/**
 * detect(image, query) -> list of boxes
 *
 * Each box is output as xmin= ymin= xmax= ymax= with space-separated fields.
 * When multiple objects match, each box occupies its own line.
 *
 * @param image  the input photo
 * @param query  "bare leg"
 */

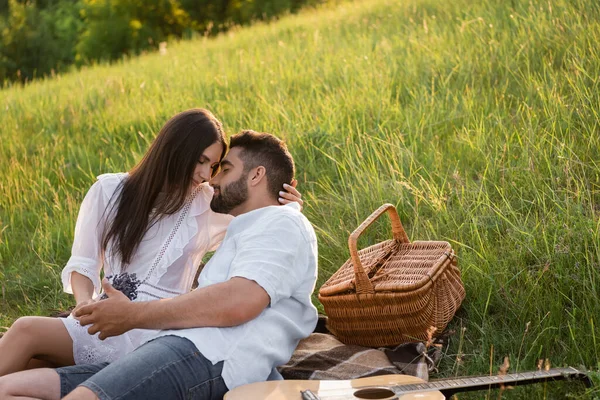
xmin=0 ymin=317 xmax=74 ymax=377
xmin=0 ymin=368 xmax=61 ymax=400
xmin=26 ymin=358 xmax=57 ymax=370
xmin=62 ymin=387 xmax=99 ymax=400
xmin=8 ymin=397 xmax=41 ymax=400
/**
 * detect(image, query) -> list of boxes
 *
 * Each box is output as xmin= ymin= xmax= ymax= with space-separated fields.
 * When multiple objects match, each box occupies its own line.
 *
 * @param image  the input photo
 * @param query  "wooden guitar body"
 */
xmin=224 ymin=374 xmax=444 ymax=400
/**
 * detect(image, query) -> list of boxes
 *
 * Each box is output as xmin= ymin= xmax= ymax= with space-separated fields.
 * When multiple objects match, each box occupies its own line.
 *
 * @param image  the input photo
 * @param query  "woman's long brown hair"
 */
xmin=102 ymin=109 xmax=226 ymax=266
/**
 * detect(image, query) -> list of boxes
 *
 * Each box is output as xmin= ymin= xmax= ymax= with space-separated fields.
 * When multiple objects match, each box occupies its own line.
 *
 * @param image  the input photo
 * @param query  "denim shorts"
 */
xmin=56 ymin=335 xmax=227 ymax=400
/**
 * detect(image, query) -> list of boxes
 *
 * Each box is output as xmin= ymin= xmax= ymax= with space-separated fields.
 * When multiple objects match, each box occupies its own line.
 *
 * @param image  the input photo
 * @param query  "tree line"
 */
xmin=0 ymin=0 xmax=324 ymax=84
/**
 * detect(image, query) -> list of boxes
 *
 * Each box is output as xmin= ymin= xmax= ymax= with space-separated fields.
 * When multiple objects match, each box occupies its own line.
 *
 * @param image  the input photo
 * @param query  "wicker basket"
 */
xmin=318 ymin=204 xmax=465 ymax=347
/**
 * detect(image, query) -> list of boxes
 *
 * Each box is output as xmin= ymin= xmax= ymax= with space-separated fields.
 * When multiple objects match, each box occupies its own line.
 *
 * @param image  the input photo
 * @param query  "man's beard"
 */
xmin=210 ymin=172 xmax=249 ymax=214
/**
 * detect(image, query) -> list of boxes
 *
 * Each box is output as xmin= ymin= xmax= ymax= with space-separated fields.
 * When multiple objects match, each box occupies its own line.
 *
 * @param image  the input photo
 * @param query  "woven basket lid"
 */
xmin=319 ymin=204 xmax=455 ymax=298
xmin=320 ymin=240 xmax=453 ymax=296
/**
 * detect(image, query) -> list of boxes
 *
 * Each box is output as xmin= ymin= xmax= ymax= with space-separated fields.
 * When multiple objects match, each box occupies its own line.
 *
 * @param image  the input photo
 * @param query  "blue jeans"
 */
xmin=55 ymin=335 xmax=228 ymax=400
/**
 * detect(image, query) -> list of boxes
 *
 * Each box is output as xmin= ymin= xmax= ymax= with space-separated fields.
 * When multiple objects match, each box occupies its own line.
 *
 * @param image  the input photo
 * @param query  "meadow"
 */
xmin=1 ymin=0 xmax=599 ymax=397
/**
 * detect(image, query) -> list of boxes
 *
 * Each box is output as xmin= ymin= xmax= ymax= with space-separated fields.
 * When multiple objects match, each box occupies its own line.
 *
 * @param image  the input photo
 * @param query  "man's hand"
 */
xmin=74 ymin=278 xmax=137 ymax=340
xmin=73 ymin=277 xmax=270 ymax=335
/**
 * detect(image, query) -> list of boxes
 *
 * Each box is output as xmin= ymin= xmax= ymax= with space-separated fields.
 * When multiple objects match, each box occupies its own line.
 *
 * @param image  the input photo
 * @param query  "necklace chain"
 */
xmin=113 ymin=185 xmax=203 ymax=287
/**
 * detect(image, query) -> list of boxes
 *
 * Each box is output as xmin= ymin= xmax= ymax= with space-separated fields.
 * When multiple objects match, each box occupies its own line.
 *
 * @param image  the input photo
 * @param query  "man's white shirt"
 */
xmin=154 ymin=202 xmax=318 ymax=390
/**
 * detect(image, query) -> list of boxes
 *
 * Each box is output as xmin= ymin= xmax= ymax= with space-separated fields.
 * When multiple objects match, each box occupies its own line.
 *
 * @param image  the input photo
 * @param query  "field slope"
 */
xmin=1 ymin=0 xmax=599 ymax=397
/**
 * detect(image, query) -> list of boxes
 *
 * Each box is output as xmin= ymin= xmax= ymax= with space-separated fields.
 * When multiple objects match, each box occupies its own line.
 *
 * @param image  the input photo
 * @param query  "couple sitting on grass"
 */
xmin=0 ymin=109 xmax=318 ymax=400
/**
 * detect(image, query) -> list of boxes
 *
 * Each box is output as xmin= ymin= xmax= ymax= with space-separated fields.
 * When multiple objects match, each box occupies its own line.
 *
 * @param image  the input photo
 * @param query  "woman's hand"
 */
xmin=72 ymin=298 xmax=98 ymax=320
xmin=278 ymin=179 xmax=303 ymax=210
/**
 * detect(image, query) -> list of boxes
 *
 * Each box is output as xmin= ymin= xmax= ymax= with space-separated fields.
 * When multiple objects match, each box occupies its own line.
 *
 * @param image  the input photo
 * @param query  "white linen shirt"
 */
xmin=155 ymin=202 xmax=319 ymax=390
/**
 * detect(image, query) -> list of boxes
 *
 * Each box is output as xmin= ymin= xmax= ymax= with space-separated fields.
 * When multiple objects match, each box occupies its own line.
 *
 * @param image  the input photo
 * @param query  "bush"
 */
xmin=0 ymin=0 xmax=81 ymax=82
xmin=179 ymin=0 xmax=325 ymax=32
xmin=0 ymin=0 xmax=327 ymax=83
xmin=225 ymin=0 xmax=317 ymax=24
xmin=76 ymin=0 xmax=194 ymax=63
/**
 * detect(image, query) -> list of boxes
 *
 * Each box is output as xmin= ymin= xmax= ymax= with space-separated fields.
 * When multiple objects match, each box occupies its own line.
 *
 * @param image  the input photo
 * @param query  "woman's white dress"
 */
xmin=60 ymin=173 xmax=232 ymax=365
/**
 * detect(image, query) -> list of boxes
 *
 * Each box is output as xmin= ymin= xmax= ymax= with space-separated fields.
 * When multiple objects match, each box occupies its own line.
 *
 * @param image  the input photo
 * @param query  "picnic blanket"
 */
xmin=278 ymin=332 xmax=442 ymax=382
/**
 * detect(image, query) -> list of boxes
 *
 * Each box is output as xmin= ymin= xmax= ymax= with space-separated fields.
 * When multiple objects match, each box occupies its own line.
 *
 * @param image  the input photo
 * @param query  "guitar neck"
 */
xmin=395 ymin=367 xmax=591 ymax=397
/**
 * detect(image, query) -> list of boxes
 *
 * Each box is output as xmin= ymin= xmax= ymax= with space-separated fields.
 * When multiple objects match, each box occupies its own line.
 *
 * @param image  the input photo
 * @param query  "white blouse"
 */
xmin=60 ymin=173 xmax=233 ymax=364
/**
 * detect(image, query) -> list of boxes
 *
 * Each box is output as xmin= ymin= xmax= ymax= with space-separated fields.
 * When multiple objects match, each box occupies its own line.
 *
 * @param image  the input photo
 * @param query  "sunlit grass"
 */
xmin=1 ymin=0 xmax=599 ymax=397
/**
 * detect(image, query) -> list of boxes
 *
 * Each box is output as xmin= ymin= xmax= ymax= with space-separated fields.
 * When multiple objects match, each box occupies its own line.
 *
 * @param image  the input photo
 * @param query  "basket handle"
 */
xmin=348 ymin=204 xmax=410 ymax=295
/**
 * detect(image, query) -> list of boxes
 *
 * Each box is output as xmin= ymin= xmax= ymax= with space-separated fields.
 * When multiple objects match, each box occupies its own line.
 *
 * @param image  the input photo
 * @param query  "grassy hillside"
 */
xmin=1 ymin=0 xmax=599 ymax=397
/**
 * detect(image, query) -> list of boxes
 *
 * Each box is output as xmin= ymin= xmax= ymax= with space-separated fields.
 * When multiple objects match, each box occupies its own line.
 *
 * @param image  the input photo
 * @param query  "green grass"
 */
xmin=1 ymin=0 xmax=599 ymax=397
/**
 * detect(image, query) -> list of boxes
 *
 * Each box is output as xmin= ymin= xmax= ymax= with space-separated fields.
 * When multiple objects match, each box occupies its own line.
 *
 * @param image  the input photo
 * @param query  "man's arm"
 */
xmin=75 ymin=276 xmax=270 ymax=340
xmin=77 ymin=213 xmax=307 ymax=340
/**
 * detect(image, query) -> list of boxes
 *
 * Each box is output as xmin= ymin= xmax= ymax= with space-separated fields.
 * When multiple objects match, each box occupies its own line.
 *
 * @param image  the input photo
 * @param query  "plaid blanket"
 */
xmin=278 ymin=332 xmax=442 ymax=382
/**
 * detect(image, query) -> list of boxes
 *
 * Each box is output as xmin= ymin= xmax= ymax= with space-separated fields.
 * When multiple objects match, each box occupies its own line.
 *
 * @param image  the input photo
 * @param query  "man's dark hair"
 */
xmin=229 ymin=130 xmax=295 ymax=200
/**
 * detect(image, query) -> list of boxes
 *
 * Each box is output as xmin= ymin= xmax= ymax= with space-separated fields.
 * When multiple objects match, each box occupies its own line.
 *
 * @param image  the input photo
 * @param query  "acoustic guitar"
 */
xmin=224 ymin=367 xmax=591 ymax=399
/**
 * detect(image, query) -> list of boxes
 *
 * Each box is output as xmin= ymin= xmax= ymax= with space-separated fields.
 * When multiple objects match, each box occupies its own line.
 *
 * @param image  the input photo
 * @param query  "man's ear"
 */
xmin=248 ymin=166 xmax=267 ymax=187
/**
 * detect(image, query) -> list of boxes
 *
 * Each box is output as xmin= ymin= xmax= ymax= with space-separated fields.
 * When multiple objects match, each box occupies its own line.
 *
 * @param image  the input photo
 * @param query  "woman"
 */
xmin=0 ymin=109 xmax=302 ymax=377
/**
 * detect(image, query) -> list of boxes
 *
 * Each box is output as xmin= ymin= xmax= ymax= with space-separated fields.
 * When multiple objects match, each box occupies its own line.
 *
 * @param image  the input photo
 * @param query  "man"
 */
xmin=5 ymin=130 xmax=318 ymax=400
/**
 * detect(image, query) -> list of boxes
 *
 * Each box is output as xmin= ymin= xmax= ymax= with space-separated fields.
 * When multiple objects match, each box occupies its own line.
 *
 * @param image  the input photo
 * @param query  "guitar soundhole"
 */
xmin=352 ymin=387 xmax=396 ymax=399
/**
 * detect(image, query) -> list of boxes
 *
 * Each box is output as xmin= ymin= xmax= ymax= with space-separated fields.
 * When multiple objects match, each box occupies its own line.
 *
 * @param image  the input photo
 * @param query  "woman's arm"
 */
xmin=71 ymin=272 xmax=96 ymax=305
xmin=61 ymin=176 xmax=120 ymax=299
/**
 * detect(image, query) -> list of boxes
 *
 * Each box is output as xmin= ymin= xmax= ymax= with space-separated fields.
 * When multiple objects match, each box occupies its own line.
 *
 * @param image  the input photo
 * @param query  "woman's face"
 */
xmin=192 ymin=142 xmax=224 ymax=186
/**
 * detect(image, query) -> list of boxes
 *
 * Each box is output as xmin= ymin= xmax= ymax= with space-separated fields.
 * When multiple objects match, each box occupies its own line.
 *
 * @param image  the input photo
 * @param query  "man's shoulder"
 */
xmin=272 ymin=206 xmax=317 ymax=245
xmin=246 ymin=205 xmax=317 ymax=244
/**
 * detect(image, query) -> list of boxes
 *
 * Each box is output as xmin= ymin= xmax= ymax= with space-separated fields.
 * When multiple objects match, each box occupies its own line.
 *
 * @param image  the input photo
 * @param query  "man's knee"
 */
xmin=0 ymin=375 xmax=46 ymax=399
xmin=0 ymin=378 xmax=17 ymax=399
xmin=0 ymin=369 xmax=62 ymax=400
xmin=0 ymin=378 xmax=24 ymax=399
xmin=0 ymin=378 xmax=8 ymax=398
xmin=63 ymin=386 xmax=100 ymax=400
